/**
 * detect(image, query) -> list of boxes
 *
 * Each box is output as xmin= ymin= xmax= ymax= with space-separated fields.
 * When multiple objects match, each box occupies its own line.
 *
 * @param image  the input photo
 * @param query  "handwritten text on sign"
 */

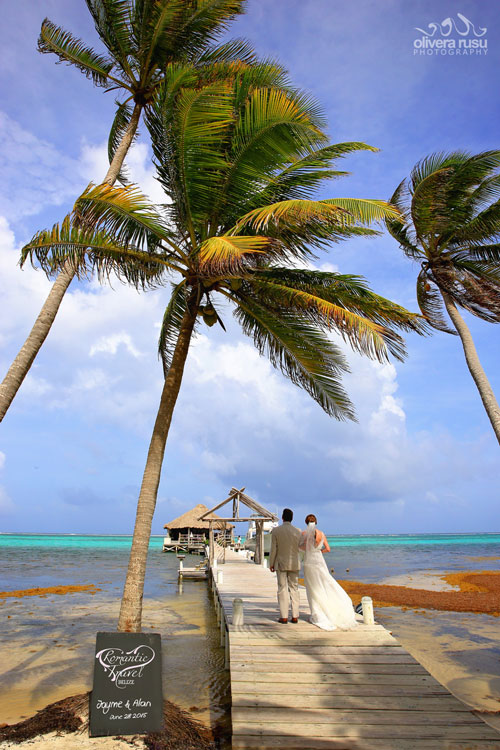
xmin=90 ymin=632 xmax=163 ymax=737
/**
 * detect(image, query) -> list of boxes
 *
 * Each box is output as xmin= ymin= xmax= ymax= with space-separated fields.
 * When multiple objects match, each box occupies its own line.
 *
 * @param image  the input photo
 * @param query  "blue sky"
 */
xmin=0 ymin=0 xmax=499 ymax=535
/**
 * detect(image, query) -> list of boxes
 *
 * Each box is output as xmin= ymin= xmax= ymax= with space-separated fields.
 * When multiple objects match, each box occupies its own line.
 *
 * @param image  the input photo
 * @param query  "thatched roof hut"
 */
xmin=164 ymin=504 xmax=233 ymax=541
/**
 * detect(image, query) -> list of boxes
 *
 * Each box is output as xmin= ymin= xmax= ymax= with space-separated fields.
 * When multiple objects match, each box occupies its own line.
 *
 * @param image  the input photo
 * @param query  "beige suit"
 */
xmin=269 ymin=522 xmax=302 ymax=620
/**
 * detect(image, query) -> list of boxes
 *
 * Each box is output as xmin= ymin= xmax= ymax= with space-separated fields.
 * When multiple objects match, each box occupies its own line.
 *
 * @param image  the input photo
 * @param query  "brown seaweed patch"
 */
xmin=0 ymin=584 xmax=101 ymax=599
xmin=0 ymin=692 xmax=219 ymax=748
xmin=340 ymin=570 xmax=500 ymax=615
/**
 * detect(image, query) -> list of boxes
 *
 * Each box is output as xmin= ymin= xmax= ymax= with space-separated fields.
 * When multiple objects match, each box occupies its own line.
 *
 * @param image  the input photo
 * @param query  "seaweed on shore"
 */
xmin=0 ymin=693 xmax=84 ymax=743
xmin=0 ymin=693 xmax=221 ymax=749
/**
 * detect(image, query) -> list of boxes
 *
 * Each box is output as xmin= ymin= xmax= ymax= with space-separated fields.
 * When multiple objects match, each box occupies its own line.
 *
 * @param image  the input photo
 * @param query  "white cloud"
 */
xmin=90 ymin=332 xmax=143 ymax=359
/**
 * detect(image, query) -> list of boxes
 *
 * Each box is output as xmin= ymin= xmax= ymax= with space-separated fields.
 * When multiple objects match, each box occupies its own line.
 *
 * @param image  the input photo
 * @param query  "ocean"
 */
xmin=1 ymin=532 xmax=500 ymax=730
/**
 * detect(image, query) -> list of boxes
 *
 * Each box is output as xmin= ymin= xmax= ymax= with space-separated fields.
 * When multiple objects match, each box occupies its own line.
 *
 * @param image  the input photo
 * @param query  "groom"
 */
xmin=269 ymin=508 xmax=302 ymax=623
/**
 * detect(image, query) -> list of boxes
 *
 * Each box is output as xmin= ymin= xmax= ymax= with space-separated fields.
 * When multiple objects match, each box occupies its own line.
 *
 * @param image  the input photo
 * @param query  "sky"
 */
xmin=0 ymin=0 xmax=499 ymax=535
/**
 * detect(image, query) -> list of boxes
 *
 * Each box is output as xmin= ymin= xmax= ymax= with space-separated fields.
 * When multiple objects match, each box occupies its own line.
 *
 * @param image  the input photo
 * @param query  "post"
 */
xmin=361 ymin=596 xmax=374 ymax=625
xmin=217 ymin=570 xmax=224 ymax=585
xmin=233 ymin=598 xmax=244 ymax=627
xmin=254 ymin=519 xmax=264 ymax=565
xmin=220 ymin=614 xmax=226 ymax=647
xmin=224 ymin=631 xmax=230 ymax=670
xmin=209 ymin=523 xmax=214 ymax=566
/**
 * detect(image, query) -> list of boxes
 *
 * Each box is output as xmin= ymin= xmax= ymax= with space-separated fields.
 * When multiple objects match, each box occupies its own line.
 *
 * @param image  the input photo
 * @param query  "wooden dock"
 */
xmin=210 ymin=547 xmax=500 ymax=750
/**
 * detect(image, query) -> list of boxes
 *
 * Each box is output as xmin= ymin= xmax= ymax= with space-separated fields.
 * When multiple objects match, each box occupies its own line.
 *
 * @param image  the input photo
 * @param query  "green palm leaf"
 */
xmin=20 ymin=214 xmax=169 ymax=289
xmin=158 ymin=280 xmax=191 ymax=374
xmin=86 ymin=0 xmax=134 ymax=77
xmin=415 ymin=271 xmax=456 ymax=333
xmin=231 ymin=292 xmax=355 ymax=420
xmin=74 ymin=183 xmax=178 ymax=254
xmin=38 ymin=18 xmax=115 ymax=87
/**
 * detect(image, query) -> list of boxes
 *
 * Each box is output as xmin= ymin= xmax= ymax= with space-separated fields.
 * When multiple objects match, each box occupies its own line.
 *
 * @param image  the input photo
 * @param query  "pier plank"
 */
xmin=232 ymin=738 xmax=500 ymax=750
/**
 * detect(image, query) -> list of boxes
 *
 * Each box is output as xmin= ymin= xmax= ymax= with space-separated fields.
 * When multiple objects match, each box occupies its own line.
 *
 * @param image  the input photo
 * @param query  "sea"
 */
xmin=1 ymin=532 xmax=500 ymax=730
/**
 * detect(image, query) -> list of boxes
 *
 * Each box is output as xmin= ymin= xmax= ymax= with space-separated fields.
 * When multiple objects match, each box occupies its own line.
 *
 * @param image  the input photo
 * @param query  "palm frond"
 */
xmin=451 ymin=202 xmax=500 ymax=245
xmin=246 ymin=270 xmax=426 ymax=362
xmin=155 ymin=82 xmax=234 ymax=226
xmin=322 ymin=198 xmax=401 ymax=224
xmin=158 ymin=280 xmax=190 ymax=374
xmin=233 ymin=198 xmax=398 ymax=234
xmin=85 ymin=0 xmax=134 ymax=76
xmin=230 ymin=292 xmax=355 ymax=420
xmin=196 ymin=37 xmax=258 ymax=66
xmin=416 ymin=270 xmax=456 ymax=333
xmin=74 ymin=183 xmax=176 ymax=253
xmin=38 ymin=18 xmax=114 ymax=87
xmin=198 ymin=235 xmax=273 ymax=274
xmin=20 ymin=214 xmax=169 ymax=289
xmin=233 ymin=199 xmax=349 ymax=232
xmin=410 ymin=151 xmax=470 ymax=191
xmin=142 ymin=0 xmax=245 ymax=72
xmin=249 ymin=142 xmax=377 ymax=205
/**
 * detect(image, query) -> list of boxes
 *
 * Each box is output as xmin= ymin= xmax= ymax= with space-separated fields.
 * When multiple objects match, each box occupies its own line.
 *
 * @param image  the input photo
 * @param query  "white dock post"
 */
xmin=233 ymin=597 xmax=244 ymax=627
xmin=262 ymin=558 xmax=268 ymax=568
xmin=216 ymin=570 xmax=224 ymax=585
xmin=361 ymin=596 xmax=375 ymax=625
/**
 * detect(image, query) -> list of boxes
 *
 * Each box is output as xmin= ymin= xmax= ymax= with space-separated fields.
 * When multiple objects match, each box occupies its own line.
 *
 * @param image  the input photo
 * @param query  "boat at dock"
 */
xmin=243 ymin=517 xmax=278 ymax=555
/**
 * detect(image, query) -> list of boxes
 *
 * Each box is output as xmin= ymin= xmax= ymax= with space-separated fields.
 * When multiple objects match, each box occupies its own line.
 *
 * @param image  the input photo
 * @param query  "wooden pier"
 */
xmin=209 ymin=547 xmax=500 ymax=750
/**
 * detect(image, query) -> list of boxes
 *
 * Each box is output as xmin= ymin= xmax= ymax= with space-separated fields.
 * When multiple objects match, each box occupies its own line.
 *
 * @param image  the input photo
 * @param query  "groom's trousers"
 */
xmin=276 ymin=570 xmax=300 ymax=619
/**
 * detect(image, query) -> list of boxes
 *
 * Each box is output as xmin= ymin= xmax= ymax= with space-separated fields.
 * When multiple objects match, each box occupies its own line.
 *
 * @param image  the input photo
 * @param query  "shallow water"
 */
xmin=0 ymin=540 xmax=230 ymax=735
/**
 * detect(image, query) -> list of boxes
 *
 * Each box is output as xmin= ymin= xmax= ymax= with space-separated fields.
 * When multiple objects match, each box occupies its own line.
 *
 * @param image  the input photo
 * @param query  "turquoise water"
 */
xmin=325 ymin=532 xmax=500 ymax=546
xmin=0 ymin=533 xmax=165 ymax=549
xmin=1 ymin=532 xmax=499 ymax=589
xmin=2 ymin=531 xmax=499 ymax=549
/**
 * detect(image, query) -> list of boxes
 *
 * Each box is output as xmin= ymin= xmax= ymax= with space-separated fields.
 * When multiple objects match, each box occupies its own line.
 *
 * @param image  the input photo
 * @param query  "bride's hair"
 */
xmin=305 ymin=513 xmax=317 ymax=524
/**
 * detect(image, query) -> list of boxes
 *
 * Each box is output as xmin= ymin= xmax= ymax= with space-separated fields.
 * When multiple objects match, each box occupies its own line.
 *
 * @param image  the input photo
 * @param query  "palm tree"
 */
xmin=387 ymin=151 xmax=500 ymax=445
xmin=0 ymin=0 xmax=258 ymax=422
xmin=23 ymin=78 xmax=426 ymax=631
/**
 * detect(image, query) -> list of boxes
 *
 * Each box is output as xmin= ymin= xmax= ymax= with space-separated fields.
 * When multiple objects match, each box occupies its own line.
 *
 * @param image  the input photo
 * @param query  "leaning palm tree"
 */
xmin=0 ymin=0 xmax=262 ymax=422
xmin=23 ymin=79 xmax=426 ymax=631
xmin=387 ymin=151 xmax=500 ymax=445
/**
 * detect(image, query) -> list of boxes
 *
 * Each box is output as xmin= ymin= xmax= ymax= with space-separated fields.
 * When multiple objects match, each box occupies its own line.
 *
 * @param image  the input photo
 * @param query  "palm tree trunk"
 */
xmin=0 ymin=102 xmax=142 ymax=423
xmin=117 ymin=302 xmax=197 ymax=632
xmin=442 ymin=292 xmax=500 ymax=445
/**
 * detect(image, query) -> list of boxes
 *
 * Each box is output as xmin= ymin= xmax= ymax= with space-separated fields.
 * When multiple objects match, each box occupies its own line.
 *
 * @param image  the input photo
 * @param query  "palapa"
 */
xmin=164 ymin=503 xmax=233 ymax=532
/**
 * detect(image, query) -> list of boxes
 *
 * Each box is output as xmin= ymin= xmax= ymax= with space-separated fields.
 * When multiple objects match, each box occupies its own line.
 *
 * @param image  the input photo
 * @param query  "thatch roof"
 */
xmin=164 ymin=504 xmax=233 ymax=530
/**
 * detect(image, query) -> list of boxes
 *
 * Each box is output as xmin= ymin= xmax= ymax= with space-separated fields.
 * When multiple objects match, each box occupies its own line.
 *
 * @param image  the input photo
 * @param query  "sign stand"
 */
xmin=89 ymin=632 xmax=163 ymax=737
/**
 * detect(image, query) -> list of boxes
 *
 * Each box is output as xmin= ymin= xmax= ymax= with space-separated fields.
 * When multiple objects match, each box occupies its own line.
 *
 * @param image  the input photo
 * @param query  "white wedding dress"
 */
xmin=303 ymin=523 xmax=357 ymax=631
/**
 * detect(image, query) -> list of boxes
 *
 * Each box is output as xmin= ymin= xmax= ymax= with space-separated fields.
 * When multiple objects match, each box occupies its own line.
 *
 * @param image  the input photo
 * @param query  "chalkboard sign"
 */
xmin=89 ymin=632 xmax=163 ymax=737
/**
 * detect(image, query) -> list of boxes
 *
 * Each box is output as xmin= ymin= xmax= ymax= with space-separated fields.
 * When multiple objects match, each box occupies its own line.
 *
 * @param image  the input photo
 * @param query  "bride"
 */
xmin=300 ymin=514 xmax=357 ymax=631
